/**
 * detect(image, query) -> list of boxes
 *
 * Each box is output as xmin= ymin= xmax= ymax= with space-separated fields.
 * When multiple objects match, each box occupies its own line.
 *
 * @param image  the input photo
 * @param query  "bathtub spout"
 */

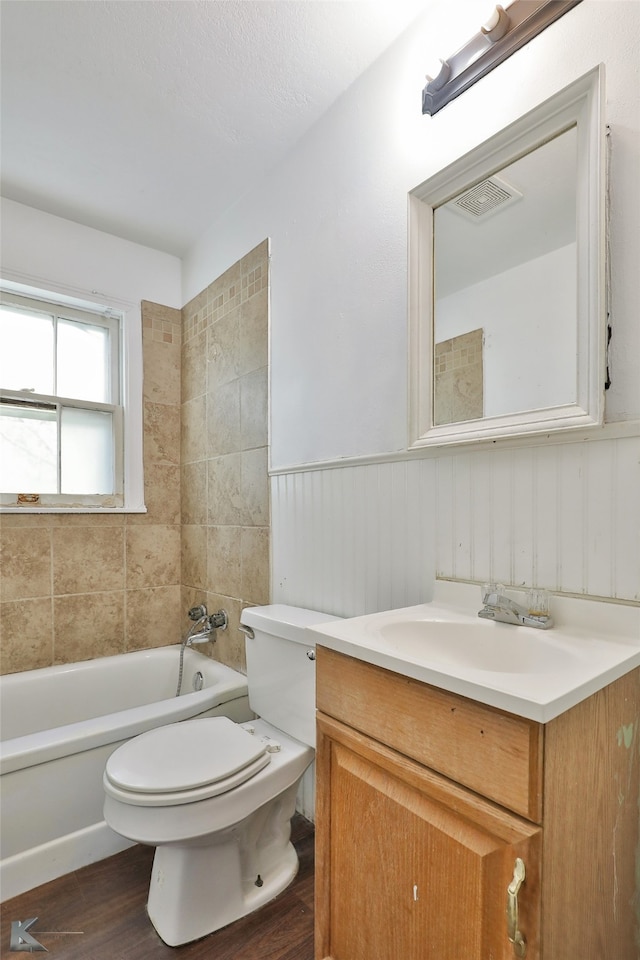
xmin=184 ymin=616 xmax=214 ymax=645
xmin=183 ymin=609 xmax=228 ymax=646
xmin=175 ymin=609 xmax=227 ymax=697
xmin=185 ymin=627 xmax=213 ymax=645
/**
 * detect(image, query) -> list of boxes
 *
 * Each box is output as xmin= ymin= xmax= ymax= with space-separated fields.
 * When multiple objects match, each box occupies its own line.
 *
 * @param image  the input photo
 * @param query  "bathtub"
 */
xmin=0 ymin=645 xmax=252 ymax=901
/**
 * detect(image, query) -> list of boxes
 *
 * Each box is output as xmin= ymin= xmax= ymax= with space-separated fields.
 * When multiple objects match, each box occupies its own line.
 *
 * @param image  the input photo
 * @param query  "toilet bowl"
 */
xmin=103 ymin=604 xmax=340 ymax=946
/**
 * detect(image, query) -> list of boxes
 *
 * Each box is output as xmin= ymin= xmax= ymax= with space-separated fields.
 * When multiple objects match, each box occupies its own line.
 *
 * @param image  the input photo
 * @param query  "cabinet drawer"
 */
xmin=316 ymin=646 xmax=543 ymax=821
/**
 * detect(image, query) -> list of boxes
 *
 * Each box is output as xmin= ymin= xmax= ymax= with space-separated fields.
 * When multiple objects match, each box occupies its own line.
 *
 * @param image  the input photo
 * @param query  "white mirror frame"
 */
xmin=408 ymin=66 xmax=605 ymax=448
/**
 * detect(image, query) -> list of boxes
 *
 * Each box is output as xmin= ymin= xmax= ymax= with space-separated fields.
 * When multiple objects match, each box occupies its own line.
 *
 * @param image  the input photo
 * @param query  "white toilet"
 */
xmin=103 ymin=604 xmax=339 ymax=946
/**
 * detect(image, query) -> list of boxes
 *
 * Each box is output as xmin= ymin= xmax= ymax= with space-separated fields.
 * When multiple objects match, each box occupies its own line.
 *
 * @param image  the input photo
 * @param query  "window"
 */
xmin=0 ymin=283 xmax=145 ymax=512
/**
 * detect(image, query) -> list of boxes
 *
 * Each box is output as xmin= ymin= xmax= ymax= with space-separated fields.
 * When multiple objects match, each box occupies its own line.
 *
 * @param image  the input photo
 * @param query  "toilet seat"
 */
xmin=104 ymin=717 xmax=271 ymax=807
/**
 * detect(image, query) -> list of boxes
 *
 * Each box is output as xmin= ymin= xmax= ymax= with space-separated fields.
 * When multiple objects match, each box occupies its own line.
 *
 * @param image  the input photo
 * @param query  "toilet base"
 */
xmin=146 ymin=784 xmax=301 ymax=946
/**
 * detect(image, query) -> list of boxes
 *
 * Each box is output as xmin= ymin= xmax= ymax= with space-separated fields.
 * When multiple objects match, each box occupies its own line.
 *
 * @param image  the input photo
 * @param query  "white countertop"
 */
xmin=308 ymin=581 xmax=640 ymax=722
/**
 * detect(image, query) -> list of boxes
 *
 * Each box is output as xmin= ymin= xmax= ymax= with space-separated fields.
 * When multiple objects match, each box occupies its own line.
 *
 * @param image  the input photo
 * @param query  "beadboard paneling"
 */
xmin=271 ymin=459 xmax=436 ymax=617
xmin=272 ymin=434 xmax=640 ymax=615
xmin=614 ymin=438 xmax=640 ymax=601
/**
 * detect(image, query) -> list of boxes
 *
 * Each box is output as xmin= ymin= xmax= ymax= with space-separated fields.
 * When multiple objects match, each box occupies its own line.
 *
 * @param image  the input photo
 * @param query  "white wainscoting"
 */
xmin=271 ymin=432 xmax=640 ymax=616
xmin=271 ymin=458 xmax=437 ymax=617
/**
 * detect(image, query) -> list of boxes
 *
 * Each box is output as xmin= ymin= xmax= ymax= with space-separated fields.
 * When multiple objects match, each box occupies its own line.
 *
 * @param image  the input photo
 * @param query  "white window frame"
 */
xmin=0 ymin=277 xmax=146 ymax=513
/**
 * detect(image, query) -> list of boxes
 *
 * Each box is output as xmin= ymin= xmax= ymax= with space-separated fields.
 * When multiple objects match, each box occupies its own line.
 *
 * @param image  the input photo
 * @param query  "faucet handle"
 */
xmin=527 ymin=589 xmax=550 ymax=618
xmin=209 ymin=609 xmax=228 ymax=631
xmin=481 ymin=582 xmax=505 ymax=604
xmin=188 ymin=604 xmax=208 ymax=621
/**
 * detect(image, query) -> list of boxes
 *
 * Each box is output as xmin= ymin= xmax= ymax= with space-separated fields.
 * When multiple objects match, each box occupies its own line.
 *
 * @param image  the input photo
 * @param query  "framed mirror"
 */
xmin=408 ymin=66 xmax=605 ymax=447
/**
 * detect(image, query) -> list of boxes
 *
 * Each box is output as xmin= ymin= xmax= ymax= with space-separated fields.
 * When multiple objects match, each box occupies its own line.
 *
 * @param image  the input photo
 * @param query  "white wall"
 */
xmin=1 ymin=198 xmax=182 ymax=309
xmin=184 ymin=1 xmax=640 ymax=468
xmin=184 ymin=0 xmax=640 ymax=609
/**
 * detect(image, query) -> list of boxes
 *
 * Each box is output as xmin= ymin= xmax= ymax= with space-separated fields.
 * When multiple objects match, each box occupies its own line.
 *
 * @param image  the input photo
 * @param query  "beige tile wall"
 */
xmin=181 ymin=240 xmax=270 ymax=673
xmin=0 ymin=302 xmax=182 ymax=675
xmin=433 ymin=328 xmax=484 ymax=426
xmin=0 ymin=244 xmax=270 ymax=677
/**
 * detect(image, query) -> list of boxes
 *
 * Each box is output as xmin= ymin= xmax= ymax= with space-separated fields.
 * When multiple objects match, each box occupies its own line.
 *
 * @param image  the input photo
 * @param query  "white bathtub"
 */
xmin=0 ymin=645 xmax=252 ymax=901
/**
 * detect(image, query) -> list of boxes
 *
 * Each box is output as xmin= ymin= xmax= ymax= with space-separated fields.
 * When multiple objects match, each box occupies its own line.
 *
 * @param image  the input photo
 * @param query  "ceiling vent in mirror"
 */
xmin=452 ymin=175 xmax=523 ymax=221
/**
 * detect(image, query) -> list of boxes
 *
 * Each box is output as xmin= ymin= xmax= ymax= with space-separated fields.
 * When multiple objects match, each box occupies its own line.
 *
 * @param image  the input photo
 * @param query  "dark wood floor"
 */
xmin=0 ymin=816 xmax=314 ymax=959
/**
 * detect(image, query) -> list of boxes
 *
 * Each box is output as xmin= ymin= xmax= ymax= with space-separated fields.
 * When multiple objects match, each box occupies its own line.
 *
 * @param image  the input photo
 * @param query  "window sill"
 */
xmin=0 ymin=502 xmax=147 ymax=514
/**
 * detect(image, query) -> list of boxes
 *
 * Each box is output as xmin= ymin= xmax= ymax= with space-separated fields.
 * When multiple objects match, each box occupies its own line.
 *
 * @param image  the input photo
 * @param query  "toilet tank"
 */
xmin=240 ymin=605 xmax=341 ymax=749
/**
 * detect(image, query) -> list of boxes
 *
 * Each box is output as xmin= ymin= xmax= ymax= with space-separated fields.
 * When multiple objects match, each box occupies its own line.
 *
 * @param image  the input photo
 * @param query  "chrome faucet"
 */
xmin=478 ymin=591 xmax=553 ymax=629
xmin=183 ymin=604 xmax=228 ymax=645
xmin=175 ymin=605 xmax=228 ymax=697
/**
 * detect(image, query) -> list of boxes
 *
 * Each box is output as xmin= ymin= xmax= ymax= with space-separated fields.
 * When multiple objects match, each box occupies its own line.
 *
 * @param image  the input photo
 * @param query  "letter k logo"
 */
xmin=9 ymin=918 xmax=47 ymax=952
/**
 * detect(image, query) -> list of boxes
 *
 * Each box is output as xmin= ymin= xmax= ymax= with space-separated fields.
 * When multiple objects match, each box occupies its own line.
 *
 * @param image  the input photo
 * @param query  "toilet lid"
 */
xmin=105 ymin=717 xmax=269 ymax=794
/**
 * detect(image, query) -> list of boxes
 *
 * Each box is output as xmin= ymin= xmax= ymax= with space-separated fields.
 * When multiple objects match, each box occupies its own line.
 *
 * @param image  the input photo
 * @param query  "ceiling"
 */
xmin=0 ymin=0 xmax=426 ymax=257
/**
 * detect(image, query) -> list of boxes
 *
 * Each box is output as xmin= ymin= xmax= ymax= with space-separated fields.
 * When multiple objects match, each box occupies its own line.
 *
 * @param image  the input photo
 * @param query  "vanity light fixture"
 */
xmin=422 ymin=0 xmax=583 ymax=116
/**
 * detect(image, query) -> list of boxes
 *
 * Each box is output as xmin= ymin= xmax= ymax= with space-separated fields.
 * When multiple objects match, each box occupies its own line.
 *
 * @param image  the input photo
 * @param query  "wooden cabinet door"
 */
xmin=316 ymin=717 xmax=541 ymax=960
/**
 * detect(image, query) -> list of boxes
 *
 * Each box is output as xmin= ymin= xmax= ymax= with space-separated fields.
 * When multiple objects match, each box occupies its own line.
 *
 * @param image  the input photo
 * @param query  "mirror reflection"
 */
xmin=433 ymin=126 xmax=578 ymax=426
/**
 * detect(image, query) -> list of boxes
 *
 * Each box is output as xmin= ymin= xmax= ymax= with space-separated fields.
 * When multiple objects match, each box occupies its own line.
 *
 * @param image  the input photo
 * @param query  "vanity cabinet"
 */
xmin=315 ymin=646 xmax=639 ymax=960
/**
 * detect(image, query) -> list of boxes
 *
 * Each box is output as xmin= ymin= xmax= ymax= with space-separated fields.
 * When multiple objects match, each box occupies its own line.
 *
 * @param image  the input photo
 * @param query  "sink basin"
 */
xmin=308 ymin=583 xmax=640 ymax=722
xmin=373 ymin=620 xmax=578 ymax=674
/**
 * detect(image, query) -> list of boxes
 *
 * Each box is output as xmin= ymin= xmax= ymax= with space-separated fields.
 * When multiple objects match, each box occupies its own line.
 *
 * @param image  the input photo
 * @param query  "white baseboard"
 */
xmin=0 ymin=820 xmax=134 ymax=902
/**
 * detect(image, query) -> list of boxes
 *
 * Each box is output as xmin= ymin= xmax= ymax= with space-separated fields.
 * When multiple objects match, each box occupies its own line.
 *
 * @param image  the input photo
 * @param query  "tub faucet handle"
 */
xmin=188 ymin=604 xmax=208 ymax=621
xmin=210 ymin=610 xmax=228 ymax=631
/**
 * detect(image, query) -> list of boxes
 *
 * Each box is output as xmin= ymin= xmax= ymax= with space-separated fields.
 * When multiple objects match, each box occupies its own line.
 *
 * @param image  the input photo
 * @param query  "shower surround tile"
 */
xmin=181 ymin=461 xmax=208 ymax=526
xmin=53 ymin=591 xmax=125 ymax=663
xmin=145 ymin=399 xmax=181 ymax=465
xmin=182 ymin=329 xmax=207 ymax=403
xmin=125 ymin=585 xmax=182 ymax=651
xmin=143 ymin=337 xmax=181 ymax=406
xmin=0 ymin=527 xmax=51 ymax=602
xmin=241 ymin=447 xmax=269 ymax=526
xmin=239 ymin=287 xmax=269 ymax=376
xmin=52 ymin=526 xmax=125 ymax=595
xmin=182 ymin=523 xmax=208 ymax=591
xmin=182 ymin=240 xmax=271 ymax=674
xmin=241 ymin=526 xmax=270 ymax=604
xmin=0 ymin=597 xmax=53 ymax=673
xmin=125 ymin=525 xmax=181 ymax=589
xmin=207 ymin=525 xmax=242 ymax=598
xmin=207 ymin=307 xmax=241 ymax=390
xmin=207 ymin=454 xmax=244 ymax=526
xmin=207 ymin=380 xmax=241 ymax=456
xmin=129 ymin=463 xmax=181 ymax=525
xmin=241 ymin=367 xmax=268 ymax=450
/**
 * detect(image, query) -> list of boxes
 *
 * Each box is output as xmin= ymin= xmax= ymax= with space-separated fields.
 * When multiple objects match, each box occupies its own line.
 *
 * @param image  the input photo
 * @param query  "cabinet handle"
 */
xmin=506 ymin=857 xmax=527 ymax=958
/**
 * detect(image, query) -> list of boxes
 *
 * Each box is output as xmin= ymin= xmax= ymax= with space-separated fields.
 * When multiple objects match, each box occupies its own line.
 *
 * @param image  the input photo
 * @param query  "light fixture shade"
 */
xmin=422 ymin=0 xmax=583 ymax=117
